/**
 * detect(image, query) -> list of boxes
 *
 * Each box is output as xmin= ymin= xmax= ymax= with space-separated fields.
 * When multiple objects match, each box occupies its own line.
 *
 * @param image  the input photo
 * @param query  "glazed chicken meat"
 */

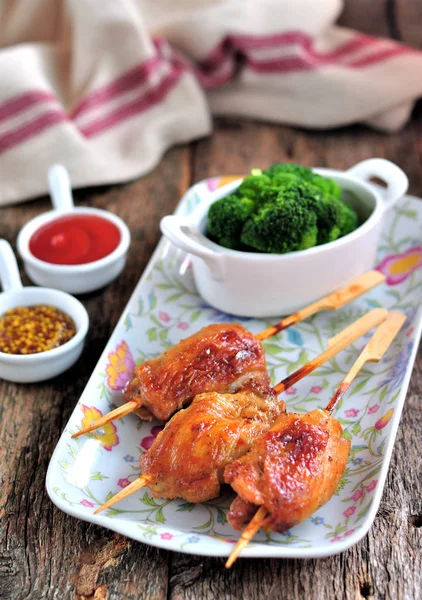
xmin=124 ymin=323 xmax=270 ymax=422
xmin=139 ymin=388 xmax=286 ymax=503
xmin=224 ymin=409 xmax=351 ymax=532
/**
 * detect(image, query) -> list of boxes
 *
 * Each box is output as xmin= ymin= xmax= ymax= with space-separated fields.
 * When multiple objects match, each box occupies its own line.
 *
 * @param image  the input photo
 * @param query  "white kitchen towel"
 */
xmin=0 ymin=0 xmax=421 ymax=205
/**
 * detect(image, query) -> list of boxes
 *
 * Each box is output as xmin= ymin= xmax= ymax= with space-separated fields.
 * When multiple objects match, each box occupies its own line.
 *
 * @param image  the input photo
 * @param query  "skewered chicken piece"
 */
xmin=94 ymin=308 xmax=387 ymax=514
xmin=225 ymin=409 xmax=350 ymax=533
xmin=78 ymin=322 xmax=271 ymax=428
xmin=224 ymin=311 xmax=405 ymax=567
xmin=124 ymin=323 xmax=270 ymax=421
xmin=140 ymin=388 xmax=281 ymax=503
xmin=73 ymin=271 xmax=384 ymax=437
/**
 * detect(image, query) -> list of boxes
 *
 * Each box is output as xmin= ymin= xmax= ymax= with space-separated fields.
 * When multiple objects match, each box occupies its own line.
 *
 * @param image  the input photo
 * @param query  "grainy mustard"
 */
xmin=0 ymin=305 xmax=76 ymax=354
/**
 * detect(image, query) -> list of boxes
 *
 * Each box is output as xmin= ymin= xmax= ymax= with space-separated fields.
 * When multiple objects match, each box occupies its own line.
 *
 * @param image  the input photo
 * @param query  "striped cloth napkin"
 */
xmin=0 ymin=0 xmax=421 ymax=205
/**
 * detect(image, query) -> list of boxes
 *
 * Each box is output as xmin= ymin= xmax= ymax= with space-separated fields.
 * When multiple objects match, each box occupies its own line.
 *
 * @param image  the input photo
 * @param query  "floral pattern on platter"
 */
xmin=47 ymin=181 xmax=422 ymax=558
xmin=105 ymin=341 xmax=135 ymax=390
xmin=377 ymin=247 xmax=422 ymax=285
xmin=141 ymin=425 xmax=164 ymax=450
xmin=79 ymin=405 xmax=119 ymax=451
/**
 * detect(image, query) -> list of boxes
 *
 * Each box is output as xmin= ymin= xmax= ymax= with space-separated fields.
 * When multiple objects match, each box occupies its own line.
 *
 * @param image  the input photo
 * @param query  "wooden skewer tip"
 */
xmin=225 ymin=505 xmax=268 ymax=568
xmin=71 ymin=400 xmax=140 ymax=439
xmin=94 ymin=475 xmax=151 ymax=514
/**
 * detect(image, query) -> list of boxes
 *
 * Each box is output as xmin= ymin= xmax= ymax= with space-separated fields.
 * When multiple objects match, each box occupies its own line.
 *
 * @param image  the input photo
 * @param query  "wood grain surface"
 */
xmin=0 ymin=107 xmax=421 ymax=600
xmin=340 ymin=0 xmax=422 ymax=48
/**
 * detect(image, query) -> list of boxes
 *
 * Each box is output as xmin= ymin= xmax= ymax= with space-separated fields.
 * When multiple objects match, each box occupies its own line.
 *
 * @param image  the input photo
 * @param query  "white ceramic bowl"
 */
xmin=0 ymin=240 xmax=89 ymax=383
xmin=17 ymin=165 xmax=131 ymax=294
xmin=160 ymin=159 xmax=409 ymax=317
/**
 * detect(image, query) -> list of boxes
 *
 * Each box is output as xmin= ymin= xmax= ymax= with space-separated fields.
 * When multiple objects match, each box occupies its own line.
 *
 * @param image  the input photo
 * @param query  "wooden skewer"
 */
xmin=272 ymin=308 xmax=388 ymax=394
xmin=256 ymin=270 xmax=385 ymax=341
xmin=93 ymin=308 xmax=387 ymax=516
xmin=225 ymin=310 xmax=405 ymax=567
xmin=225 ymin=505 xmax=268 ymax=568
xmin=72 ymin=272 xmax=385 ymax=439
xmin=325 ymin=310 xmax=406 ymax=413
xmin=72 ymin=400 xmax=139 ymax=439
xmin=94 ymin=475 xmax=152 ymax=515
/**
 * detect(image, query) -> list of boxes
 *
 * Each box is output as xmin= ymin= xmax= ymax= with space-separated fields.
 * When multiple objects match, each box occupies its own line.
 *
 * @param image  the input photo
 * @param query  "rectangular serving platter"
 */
xmin=47 ymin=178 xmax=422 ymax=559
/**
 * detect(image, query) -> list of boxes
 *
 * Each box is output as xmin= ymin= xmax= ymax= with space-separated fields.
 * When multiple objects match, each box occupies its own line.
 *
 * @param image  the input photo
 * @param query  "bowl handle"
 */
xmin=48 ymin=164 xmax=74 ymax=213
xmin=0 ymin=239 xmax=23 ymax=292
xmin=347 ymin=159 xmax=408 ymax=212
xmin=160 ymin=216 xmax=226 ymax=281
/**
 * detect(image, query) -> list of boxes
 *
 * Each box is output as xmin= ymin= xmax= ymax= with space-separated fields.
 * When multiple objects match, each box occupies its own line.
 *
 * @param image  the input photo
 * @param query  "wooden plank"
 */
xmin=338 ymin=1 xmax=391 ymax=39
xmin=395 ymin=0 xmax=422 ymax=48
xmin=340 ymin=0 xmax=422 ymax=48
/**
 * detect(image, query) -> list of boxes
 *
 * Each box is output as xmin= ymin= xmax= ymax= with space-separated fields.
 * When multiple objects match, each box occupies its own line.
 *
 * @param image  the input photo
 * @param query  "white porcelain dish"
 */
xmin=161 ymin=159 xmax=408 ymax=317
xmin=17 ymin=165 xmax=131 ymax=294
xmin=46 ymin=181 xmax=422 ymax=560
xmin=0 ymin=240 xmax=89 ymax=383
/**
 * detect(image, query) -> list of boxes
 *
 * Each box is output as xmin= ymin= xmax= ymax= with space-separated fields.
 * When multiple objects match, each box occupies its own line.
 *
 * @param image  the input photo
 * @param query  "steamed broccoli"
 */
xmin=236 ymin=170 xmax=272 ymax=202
xmin=264 ymin=163 xmax=342 ymax=200
xmin=304 ymin=192 xmax=343 ymax=245
xmin=262 ymin=164 xmax=346 ymax=244
xmin=338 ymin=200 xmax=359 ymax=236
xmin=206 ymin=163 xmax=359 ymax=253
xmin=310 ymin=173 xmax=342 ymax=201
xmin=264 ymin=163 xmax=312 ymax=181
xmin=263 ymin=179 xmax=343 ymax=245
xmin=241 ymin=195 xmax=318 ymax=253
xmin=306 ymin=191 xmax=358 ymax=242
xmin=207 ymin=194 xmax=255 ymax=249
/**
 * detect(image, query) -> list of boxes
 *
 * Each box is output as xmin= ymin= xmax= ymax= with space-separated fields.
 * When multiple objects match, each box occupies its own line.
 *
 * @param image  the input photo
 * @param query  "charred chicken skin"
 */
xmin=224 ymin=409 xmax=350 ymax=532
xmin=125 ymin=323 xmax=270 ymax=422
xmin=139 ymin=388 xmax=285 ymax=503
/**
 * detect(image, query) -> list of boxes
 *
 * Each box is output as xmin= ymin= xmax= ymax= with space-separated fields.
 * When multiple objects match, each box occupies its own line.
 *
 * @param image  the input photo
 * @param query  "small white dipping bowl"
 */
xmin=17 ymin=165 xmax=131 ymax=294
xmin=0 ymin=239 xmax=89 ymax=383
xmin=161 ymin=158 xmax=409 ymax=318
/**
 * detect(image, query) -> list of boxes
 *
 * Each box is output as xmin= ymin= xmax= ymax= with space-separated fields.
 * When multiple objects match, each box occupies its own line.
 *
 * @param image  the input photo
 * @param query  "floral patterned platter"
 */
xmin=46 ymin=177 xmax=422 ymax=559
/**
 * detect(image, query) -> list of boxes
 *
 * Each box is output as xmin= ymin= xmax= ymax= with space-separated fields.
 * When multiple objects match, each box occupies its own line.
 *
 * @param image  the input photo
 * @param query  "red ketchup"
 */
xmin=29 ymin=214 xmax=121 ymax=265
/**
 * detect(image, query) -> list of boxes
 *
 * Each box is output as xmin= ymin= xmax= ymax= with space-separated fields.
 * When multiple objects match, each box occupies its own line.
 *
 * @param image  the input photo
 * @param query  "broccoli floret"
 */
xmin=279 ymin=180 xmax=343 ymax=245
xmin=241 ymin=193 xmax=318 ymax=254
xmin=240 ymin=180 xmax=331 ymax=251
xmin=264 ymin=163 xmax=342 ymax=201
xmin=304 ymin=194 xmax=342 ymax=245
xmin=264 ymin=163 xmax=312 ymax=181
xmin=338 ymin=201 xmax=359 ymax=236
xmin=304 ymin=194 xmax=358 ymax=244
xmin=265 ymin=173 xmax=301 ymax=192
xmin=236 ymin=172 xmax=272 ymax=202
xmin=247 ymin=175 xmax=301 ymax=208
xmin=255 ymin=185 xmax=285 ymax=206
xmin=207 ymin=194 xmax=255 ymax=249
xmin=309 ymin=173 xmax=342 ymax=201
xmin=303 ymin=194 xmax=359 ymax=244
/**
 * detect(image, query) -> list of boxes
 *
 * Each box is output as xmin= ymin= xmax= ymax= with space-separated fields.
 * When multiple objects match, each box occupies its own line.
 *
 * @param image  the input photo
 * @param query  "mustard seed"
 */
xmin=0 ymin=305 xmax=76 ymax=354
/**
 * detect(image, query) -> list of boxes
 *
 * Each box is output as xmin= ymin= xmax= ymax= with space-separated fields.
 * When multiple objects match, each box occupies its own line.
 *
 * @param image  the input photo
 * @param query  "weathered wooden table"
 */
xmin=1 ymin=109 xmax=421 ymax=600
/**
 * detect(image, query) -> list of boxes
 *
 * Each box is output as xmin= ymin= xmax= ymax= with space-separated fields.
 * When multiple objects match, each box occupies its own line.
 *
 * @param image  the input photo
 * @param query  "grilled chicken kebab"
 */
xmin=73 ymin=323 xmax=271 ymax=442
xmin=94 ymin=309 xmax=388 ymax=514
